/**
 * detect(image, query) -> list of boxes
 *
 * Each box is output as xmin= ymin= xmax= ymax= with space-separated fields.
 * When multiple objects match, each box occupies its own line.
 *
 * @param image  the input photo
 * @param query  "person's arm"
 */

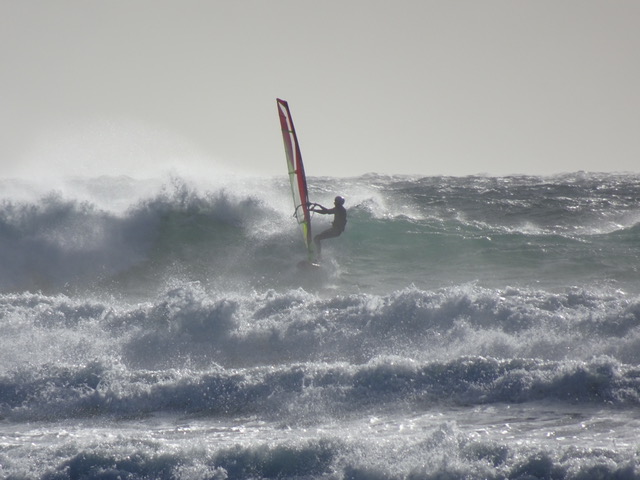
xmin=310 ymin=203 xmax=329 ymax=214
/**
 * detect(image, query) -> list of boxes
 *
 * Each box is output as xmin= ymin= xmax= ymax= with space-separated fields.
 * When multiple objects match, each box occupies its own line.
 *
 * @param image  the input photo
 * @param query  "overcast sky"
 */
xmin=2 ymin=1 xmax=639 ymax=179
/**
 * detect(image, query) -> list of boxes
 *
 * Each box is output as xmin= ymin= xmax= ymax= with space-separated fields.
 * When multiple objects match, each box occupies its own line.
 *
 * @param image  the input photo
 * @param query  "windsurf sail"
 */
xmin=277 ymin=98 xmax=315 ymax=261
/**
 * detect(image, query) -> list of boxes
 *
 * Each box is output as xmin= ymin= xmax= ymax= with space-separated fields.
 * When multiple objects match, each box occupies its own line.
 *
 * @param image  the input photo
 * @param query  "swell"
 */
xmin=3 ymin=285 xmax=640 ymax=369
xmin=2 ymin=356 xmax=639 ymax=423
xmin=0 ymin=178 xmax=286 ymax=294
xmin=2 ymin=174 xmax=640 ymax=295
xmin=2 ymin=284 xmax=640 ymax=422
xmin=26 ymin=425 xmax=640 ymax=480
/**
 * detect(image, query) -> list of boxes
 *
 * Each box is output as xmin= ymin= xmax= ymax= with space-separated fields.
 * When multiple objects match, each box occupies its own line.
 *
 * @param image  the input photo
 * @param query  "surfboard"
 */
xmin=276 ymin=98 xmax=319 ymax=268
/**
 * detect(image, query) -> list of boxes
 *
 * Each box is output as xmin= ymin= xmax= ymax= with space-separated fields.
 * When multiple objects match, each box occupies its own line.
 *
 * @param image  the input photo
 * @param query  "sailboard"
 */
xmin=276 ymin=98 xmax=319 ymax=268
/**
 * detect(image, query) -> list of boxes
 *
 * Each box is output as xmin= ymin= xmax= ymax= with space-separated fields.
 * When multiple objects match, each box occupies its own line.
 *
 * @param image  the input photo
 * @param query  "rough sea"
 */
xmin=1 ymin=172 xmax=640 ymax=479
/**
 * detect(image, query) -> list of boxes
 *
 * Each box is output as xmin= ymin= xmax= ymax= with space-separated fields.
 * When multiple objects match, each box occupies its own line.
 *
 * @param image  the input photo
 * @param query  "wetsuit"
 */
xmin=312 ymin=204 xmax=347 ymax=256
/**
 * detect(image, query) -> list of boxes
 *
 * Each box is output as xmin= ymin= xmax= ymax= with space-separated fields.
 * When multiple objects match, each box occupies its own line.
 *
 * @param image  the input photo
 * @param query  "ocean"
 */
xmin=1 ymin=172 xmax=640 ymax=479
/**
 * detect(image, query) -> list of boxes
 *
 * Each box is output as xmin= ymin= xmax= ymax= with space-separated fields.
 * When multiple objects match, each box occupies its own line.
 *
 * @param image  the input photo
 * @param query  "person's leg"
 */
xmin=314 ymin=227 xmax=340 ymax=257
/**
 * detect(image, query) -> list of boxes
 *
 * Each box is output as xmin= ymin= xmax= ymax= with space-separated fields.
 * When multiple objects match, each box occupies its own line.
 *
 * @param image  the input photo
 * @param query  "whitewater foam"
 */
xmin=2 ymin=173 xmax=640 ymax=479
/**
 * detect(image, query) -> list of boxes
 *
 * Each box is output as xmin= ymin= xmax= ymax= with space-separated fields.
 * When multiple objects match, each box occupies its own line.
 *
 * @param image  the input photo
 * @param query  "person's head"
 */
xmin=334 ymin=195 xmax=345 ymax=206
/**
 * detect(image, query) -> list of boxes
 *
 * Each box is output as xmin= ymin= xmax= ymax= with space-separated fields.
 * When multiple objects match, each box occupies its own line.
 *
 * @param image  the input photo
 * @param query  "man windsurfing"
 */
xmin=310 ymin=196 xmax=347 ymax=258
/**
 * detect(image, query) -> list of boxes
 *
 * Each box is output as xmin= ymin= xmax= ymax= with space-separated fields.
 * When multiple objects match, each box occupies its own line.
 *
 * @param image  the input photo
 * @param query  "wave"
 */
xmin=24 ymin=424 xmax=640 ymax=480
xmin=3 ymin=173 xmax=640 ymax=480
xmin=5 ymin=284 xmax=640 ymax=367
xmin=0 ymin=177 xmax=291 ymax=293
xmin=2 ymin=354 xmax=639 ymax=424
xmin=2 ymin=283 xmax=640 ymax=423
xmin=52 ymin=439 xmax=338 ymax=480
xmin=4 ymin=284 xmax=640 ymax=369
xmin=2 ymin=174 xmax=640 ymax=295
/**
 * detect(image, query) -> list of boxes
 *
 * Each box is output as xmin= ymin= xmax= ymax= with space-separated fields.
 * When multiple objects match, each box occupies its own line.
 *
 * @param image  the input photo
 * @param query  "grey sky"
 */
xmin=2 ymin=1 xmax=639 ymax=178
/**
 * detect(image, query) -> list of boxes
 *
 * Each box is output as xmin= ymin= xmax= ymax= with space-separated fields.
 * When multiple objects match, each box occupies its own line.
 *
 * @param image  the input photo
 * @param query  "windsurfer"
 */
xmin=310 ymin=196 xmax=347 ymax=257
